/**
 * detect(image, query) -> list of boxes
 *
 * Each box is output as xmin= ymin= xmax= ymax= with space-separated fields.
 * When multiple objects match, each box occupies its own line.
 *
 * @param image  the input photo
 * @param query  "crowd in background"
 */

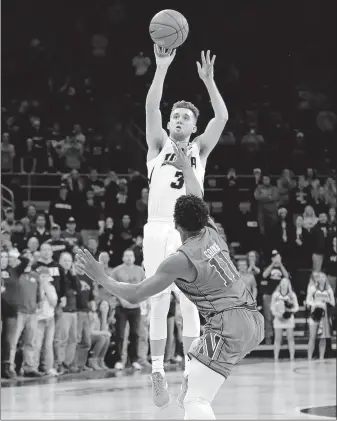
xmin=1 ymin=0 xmax=337 ymax=380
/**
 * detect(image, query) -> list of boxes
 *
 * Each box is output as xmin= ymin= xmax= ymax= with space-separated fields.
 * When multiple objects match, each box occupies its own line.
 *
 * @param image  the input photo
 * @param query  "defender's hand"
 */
xmin=75 ymin=249 xmax=106 ymax=283
xmin=197 ymin=50 xmax=216 ymax=81
xmin=164 ymin=143 xmax=191 ymax=171
xmin=154 ymin=44 xmax=176 ymax=68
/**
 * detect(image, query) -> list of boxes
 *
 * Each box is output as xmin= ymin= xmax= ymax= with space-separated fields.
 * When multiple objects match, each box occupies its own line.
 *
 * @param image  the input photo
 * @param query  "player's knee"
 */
xmin=184 ymin=396 xmax=214 ymax=420
xmin=149 ymin=293 xmax=171 ymax=340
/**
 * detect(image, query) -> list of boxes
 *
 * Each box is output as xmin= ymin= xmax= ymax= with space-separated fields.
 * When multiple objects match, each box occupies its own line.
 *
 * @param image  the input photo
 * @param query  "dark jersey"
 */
xmin=175 ymin=220 xmax=256 ymax=321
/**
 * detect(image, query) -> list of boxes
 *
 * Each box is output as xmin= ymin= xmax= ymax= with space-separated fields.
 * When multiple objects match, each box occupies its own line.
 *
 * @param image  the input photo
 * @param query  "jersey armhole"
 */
xmin=177 ymin=250 xmax=198 ymax=283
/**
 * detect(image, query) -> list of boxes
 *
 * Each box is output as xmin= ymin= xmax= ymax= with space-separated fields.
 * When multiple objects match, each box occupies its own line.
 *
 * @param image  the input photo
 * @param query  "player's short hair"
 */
xmin=174 ymin=194 xmax=209 ymax=232
xmin=171 ymin=101 xmax=200 ymax=121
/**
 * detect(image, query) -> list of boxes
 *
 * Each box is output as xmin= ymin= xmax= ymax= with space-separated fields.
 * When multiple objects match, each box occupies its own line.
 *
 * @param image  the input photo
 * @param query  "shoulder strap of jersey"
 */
xmin=206 ymin=217 xmax=218 ymax=233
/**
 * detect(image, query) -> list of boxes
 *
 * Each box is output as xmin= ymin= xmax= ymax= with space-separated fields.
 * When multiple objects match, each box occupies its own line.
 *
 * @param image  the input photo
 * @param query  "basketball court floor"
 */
xmin=1 ymin=358 xmax=336 ymax=420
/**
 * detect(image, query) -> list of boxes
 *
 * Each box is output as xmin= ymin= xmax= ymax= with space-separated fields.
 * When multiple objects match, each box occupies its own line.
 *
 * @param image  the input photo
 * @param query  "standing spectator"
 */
xmin=312 ymin=213 xmax=329 ymax=271
xmin=276 ymin=169 xmax=295 ymax=207
xmin=273 ymin=208 xmax=294 ymax=267
xmin=116 ymin=215 xmax=134 ymax=258
xmin=98 ymin=217 xmax=119 ymax=266
xmin=305 ymin=168 xmax=320 ymax=191
xmin=1 ymin=132 xmax=15 ymax=173
xmin=328 ymin=207 xmax=336 ymax=234
xmin=135 ymin=188 xmax=149 ymax=232
xmin=237 ymin=259 xmax=257 ymax=299
xmin=27 ymin=117 xmax=49 ymax=173
xmin=45 ymin=225 xmax=68 ymax=261
xmin=20 ymin=138 xmax=37 ymax=173
xmin=306 ymin=272 xmax=335 ymax=360
xmin=49 ymin=184 xmax=73 ymax=229
xmin=61 ymin=217 xmax=83 ymax=252
xmin=9 ymin=260 xmax=42 ymax=377
xmin=223 ymin=169 xmax=240 ymax=242
xmin=254 ymin=175 xmax=279 ymax=242
xmin=326 ymin=237 xmax=337 ymax=294
xmin=1 ymin=208 xmax=16 ymax=233
xmin=21 ymin=204 xmax=38 ymax=235
xmin=85 ymin=133 xmax=108 ymax=173
xmin=103 ymin=171 xmax=118 ymax=218
xmin=88 ymin=301 xmax=111 ymax=370
xmin=54 ymin=253 xmax=80 ymax=374
xmin=132 ymin=52 xmax=151 ymax=76
xmin=270 ymin=278 xmax=299 ymax=360
xmin=72 ymin=124 xmax=86 ymax=146
xmin=61 ymin=136 xmax=84 ymax=171
xmin=75 ymin=267 xmax=95 ymax=371
xmin=261 ymin=250 xmax=289 ymax=344
xmin=33 ymin=267 xmax=58 ymax=376
xmin=25 ymin=237 xmax=40 ymax=262
xmin=290 ymin=175 xmax=312 ymax=218
xmin=28 ymin=213 xmax=51 ymax=245
xmin=324 ymin=177 xmax=337 ymax=208
xmin=33 ymin=243 xmax=62 ymax=297
xmin=311 ymin=186 xmax=330 ymax=215
xmin=111 ymin=250 xmax=145 ymax=370
xmin=130 ymin=235 xmax=144 ymax=266
xmin=87 ymin=238 xmax=100 ymax=260
xmin=77 ymin=190 xmax=104 ymax=246
xmin=64 ymin=170 xmax=86 ymax=212
xmin=302 ymin=205 xmax=318 ymax=229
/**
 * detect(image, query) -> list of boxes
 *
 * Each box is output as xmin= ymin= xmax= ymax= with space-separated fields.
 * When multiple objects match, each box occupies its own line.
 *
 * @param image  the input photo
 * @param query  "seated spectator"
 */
xmin=25 ymin=237 xmax=40 ymax=262
xmin=61 ymin=217 xmax=83 ymax=253
xmin=270 ymin=278 xmax=299 ymax=360
xmin=305 ymin=168 xmax=320 ymax=191
xmin=87 ymin=237 xmax=100 ymax=260
xmin=86 ymin=168 xmax=105 ymax=199
xmin=21 ymin=204 xmax=38 ymax=235
xmin=327 ymin=207 xmax=336 ymax=234
xmin=49 ymin=184 xmax=73 ymax=230
xmin=48 ymin=122 xmax=65 ymax=172
xmin=54 ymin=252 xmax=80 ymax=374
xmin=28 ymin=213 xmax=51 ymax=245
xmin=237 ymin=259 xmax=257 ymax=299
xmin=33 ymin=267 xmax=58 ymax=376
xmin=306 ymin=272 xmax=335 ymax=360
xmin=45 ymin=225 xmax=69 ymax=261
xmin=88 ymin=301 xmax=111 ymax=370
xmin=261 ymin=250 xmax=289 ymax=345
xmin=311 ymin=186 xmax=330 ymax=215
xmin=1 ymin=132 xmax=15 ymax=173
xmin=61 ymin=135 xmax=84 ymax=171
xmin=63 ymin=169 xmax=86 ymax=209
xmin=75 ymin=266 xmax=95 ymax=371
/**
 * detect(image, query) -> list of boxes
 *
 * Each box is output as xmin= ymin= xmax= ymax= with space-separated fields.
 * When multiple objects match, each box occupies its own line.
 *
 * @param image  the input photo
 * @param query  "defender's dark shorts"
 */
xmin=188 ymin=308 xmax=265 ymax=378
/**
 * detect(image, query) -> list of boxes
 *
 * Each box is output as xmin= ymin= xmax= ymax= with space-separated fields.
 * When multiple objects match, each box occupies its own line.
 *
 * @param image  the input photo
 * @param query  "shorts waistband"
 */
xmin=147 ymin=218 xmax=174 ymax=224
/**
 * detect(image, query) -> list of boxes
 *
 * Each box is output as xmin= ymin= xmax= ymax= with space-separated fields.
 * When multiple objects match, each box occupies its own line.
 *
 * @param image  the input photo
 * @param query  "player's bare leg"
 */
xmin=183 ymin=358 xmax=224 ymax=420
xmin=149 ymin=292 xmax=171 ymax=408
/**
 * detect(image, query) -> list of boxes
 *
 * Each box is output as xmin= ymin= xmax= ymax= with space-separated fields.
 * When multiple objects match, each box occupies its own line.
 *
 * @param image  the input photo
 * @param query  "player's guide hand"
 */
xmin=154 ymin=44 xmax=176 ymax=68
xmin=164 ymin=142 xmax=192 ymax=171
xmin=197 ymin=50 xmax=216 ymax=81
xmin=75 ymin=249 xmax=105 ymax=284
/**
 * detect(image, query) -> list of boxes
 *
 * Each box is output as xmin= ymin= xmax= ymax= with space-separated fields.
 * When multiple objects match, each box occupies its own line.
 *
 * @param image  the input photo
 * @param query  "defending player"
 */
xmin=144 ymin=44 xmax=228 ymax=406
xmin=76 ymin=146 xmax=264 ymax=420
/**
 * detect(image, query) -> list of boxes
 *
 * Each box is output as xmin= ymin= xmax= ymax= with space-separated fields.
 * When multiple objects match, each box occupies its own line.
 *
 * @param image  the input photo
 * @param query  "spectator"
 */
xmin=72 ymin=124 xmax=86 ymax=146
xmin=77 ymin=190 xmax=104 ymax=246
xmin=75 ymin=266 xmax=95 ymax=371
xmin=88 ymin=301 xmax=111 ymax=370
xmin=273 ymin=208 xmax=294 ymax=267
xmin=85 ymin=135 xmax=109 ymax=174
xmin=276 ymin=169 xmax=295 ymax=207
xmin=61 ymin=217 xmax=83 ymax=252
xmin=261 ymin=250 xmax=289 ymax=344
xmin=9 ymin=257 xmax=42 ymax=377
xmin=33 ymin=267 xmax=58 ymax=376
xmin=10 ymin=221 xmax=27 ymax=252
xmin=324 ymin=177 xmax=337 ymax=208
xmin=49 ymin=184 xmax=73 ymax=229
xmin=311 ymin=186 xmax=330 ymax=215
xmin=306 ymin=272 xmax=335 ymax=360
xmin=237 ymin=259 xmax=257 ymax=299
xmin=20 ymin=138 xmax=37 ymax=173
xmin=103 ymin=171 xmax=118 ymax=218
xmin=116 ymin=215 xmax=134 ymax=257
xmin=86 ymin=168 xmax=105 ymax=199
xmin=87 ymin=237 xmax=100 ymax=260
xmin=1 ymin=208 xmax=16 ymax=233
xmin=54 ymin=252 xmax=80 ymax=374
xmin=48 ymin=122 xmax=64 ymax=172
xmin=254 ymin=175 xmax=280 ymax=241
xmin=326 ymin=237 xmax=337 ymax=294
xmin=115 ymin=179 xmax=131 ymax=219
xmin=63 ymin=169 xmax=86 ymax=209
xmin=290 ymin=175 xmax=312 ymax=217
xmin=28 ymin=213 xmax=51 ymax=245
xmin=21 ymin=204 xmax=38 ymax=235
xmin=327 ymin=207 xmax=336 ymax=233
xmin=98 ymin=217 xmax=119 ymax=266
xmin=45 ymin=225 xmax=68 ymax=261
xmin=111 ymin=249 xmax=145 ymax=370
xmin=1 ymin=132 xmax=15 ymax=173
xmin=305 ymin=168 xmax=320 ymax=190
xmin=27 ymin=117 xmax=49 ymax=173
xmin=135 ymin=188 xmax=148 ymax=232
xmin=247 ymin=250 xmax=261 ymax=278
xmin=312 ymin=213 xmax=329 ymax=271
xmin=270 ymin=278 xmax=299 ymax=360
xmin=61 ymin=135 xmax=84 ymax=171
xmin=302 ymin=205 xmax=318 ymax=229
xmin=236 ymin=201 xmax=260 ymax=252
xmin=26 ymin=237 xmax=40 ymax=261
xmin=132 ymin=52 xmax=151 ymax=76
xmin=130 ymin=234 xmax=144 ymax=266
xmin=33 ymin=242 xmax=62 ymax=296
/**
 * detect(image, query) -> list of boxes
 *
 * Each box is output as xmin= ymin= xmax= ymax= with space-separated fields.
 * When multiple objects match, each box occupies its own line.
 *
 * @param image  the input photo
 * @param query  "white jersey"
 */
xmin=147 ymin=137 xmax=205 ymax=222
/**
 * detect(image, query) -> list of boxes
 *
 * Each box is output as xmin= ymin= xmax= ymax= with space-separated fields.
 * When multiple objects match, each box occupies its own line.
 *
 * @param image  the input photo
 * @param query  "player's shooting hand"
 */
xmin=197 ymin=50 xmax=216 ymax=81
xmin=75 ymin=249 xmax=106 ymax=284
xmin=165 ymin=142 xmax=191 ymax=171
xmin=153 ymin=44 xmax=176 ymax=68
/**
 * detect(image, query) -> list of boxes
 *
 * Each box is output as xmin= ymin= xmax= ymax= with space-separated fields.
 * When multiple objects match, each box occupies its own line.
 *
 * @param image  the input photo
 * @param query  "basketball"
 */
xmin=149 ymin=10 xmax=189 ymax=49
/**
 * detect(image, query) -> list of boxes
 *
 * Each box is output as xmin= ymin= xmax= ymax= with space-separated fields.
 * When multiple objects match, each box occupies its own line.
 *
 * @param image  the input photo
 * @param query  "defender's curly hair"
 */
xmin=174 ymin=194 xmax=209 ymax=232
xmin=171 ymin=101 xmax=200 ymax=121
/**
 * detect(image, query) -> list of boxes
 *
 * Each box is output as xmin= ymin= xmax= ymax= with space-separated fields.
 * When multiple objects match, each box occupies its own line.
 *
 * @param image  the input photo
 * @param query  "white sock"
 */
xmin=184 ymin=355 xmax=190 ymax=377
xmin=151 ymin=355 xmax=164 ymax=376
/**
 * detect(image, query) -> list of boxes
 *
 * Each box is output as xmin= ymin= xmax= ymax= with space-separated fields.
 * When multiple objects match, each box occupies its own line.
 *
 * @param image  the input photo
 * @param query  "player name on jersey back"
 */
xmin=147 ymin=139 xmax=205 ymax=222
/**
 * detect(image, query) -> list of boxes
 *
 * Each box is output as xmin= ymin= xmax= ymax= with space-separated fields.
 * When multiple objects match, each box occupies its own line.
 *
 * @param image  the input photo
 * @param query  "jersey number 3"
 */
xmin=171 ymin=171 xmax=184 ymax=189
xmin=209 ymin=252 xmax=240 ymax=286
